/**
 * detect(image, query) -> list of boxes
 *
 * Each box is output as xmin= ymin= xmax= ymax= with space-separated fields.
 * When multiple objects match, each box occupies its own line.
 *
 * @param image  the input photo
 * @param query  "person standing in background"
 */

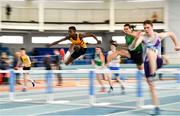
xmin=151 ymin=11 xmax=158 ymax=23
xmin=0 ymin=52 xmax=11 ymax=84
xmin=92 ymin=46 xmax=112 ymax=92
xmin=106 ymin=44 xmax=125 ymax=94
xmin=53 ymin=49 xmax=63 ymax=86
xmin=5 ymin=4 xmax=12 ymax=20
xmin=44 ymin=53 xmax=52 ymax=70
xmin=17 ymin=48 xmax=35 ymax=92
xmin=13 ymin=51 xmax=21 ymax=85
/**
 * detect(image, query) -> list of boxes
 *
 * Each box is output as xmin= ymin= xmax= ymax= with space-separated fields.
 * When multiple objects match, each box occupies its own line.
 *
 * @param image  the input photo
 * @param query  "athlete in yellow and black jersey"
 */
xmin=18 ymin=48 xmax=35 ymax=92
xmin=48 ymin=26 xmax=101 ymax=65
xmin=20 ymin=55 xmax=31 ymax=70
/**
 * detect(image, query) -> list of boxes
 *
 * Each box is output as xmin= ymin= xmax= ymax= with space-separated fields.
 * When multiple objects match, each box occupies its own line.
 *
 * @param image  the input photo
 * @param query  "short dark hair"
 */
xmin=68 ymin=26 xmax=76 ymax=31
xmin=143 ymin=20 xmax=153 ymax=27
xmin=96 ymin=45 xmax=101 ymax=49
xmin=111 ymin=44 xmax=117 ymax=47
xmin=110 ymin=40 xmax=116 ymax=44
xmin=20 ymin=48 xmax=25 ymax=50
xmin=96 ymin=46 xmax=104 ymax=52
xmin=124 ymin=23 xmax=136 ymax=31
xmin=124 ymin=23 xmax=131 ymax=27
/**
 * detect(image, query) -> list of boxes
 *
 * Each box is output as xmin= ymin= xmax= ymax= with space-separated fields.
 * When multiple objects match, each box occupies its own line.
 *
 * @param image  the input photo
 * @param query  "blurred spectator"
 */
xmin=59 ymin=48 xmax=65 ymax=62
xmin=110 ymin=40 xmax=117 ymax=45
xmin=18 ymin=48 xmax=35 ymax=92
xmin=6 ymin=4 xmax=12 ymax=20
xmin=52 ymin=49 xmax=63 ymax=86
xmin=43 ymin=54 xmax=52 ymax=70
xmin=106 ymin=44 xmax=125 ymax=94
xmin=91 ymin=46 xmax=108 ymax=92
xmin=151 ymin=11 xmax=158 ymax=23
xmin=13 ymin=51 xmax=21 ymax=85
xmin=31 ymin=49 xmax=39 ymax=67
xmin=0 ymin=52 xmax=11 ymax=84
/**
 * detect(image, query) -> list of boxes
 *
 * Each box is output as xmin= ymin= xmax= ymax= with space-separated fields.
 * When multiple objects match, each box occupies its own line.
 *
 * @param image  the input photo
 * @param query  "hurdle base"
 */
xmin=46 ymin=93 xmax=54 ymax=103
xmin=9 ymin=92 xmax=15 ymax=101
xmin=89 ymin=95 xmax=96 ymax=105
xmin=12 ymin=99 xmax=32 ymax=102
xmin=46 ymin=93 xmax=70 ymax=104
xmin=92 ymin=102 xmax=111 ymax=106
xmin=48 ymin=100 xmax=70 ymax=104
xmin=140 ymin=105 xmax=155 ymax=109
xmin=136 ymin=97 xmax=144 ymax=107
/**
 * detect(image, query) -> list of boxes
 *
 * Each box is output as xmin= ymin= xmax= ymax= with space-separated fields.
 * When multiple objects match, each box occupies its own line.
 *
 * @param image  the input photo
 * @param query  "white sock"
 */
xmin=64 ymin=51 xmax=71 ymax=63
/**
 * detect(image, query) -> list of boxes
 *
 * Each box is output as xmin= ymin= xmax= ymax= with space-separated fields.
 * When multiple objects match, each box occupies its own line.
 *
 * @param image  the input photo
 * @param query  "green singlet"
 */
xmin=94 ymin=54 xmax=102 ymax=66
xmin=125 ymin=35 xmax=143 ymax=52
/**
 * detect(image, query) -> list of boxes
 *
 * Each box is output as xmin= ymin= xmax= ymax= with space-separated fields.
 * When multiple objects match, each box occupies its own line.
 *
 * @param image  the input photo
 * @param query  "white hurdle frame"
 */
xmin=0 ymin=68 xmax=179 ymax=109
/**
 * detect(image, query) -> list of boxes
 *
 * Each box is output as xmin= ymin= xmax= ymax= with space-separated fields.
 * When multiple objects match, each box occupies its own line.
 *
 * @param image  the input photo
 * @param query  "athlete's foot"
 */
xmin=150 ymin=107 xmax=160 ymax=115
xmin=152 ymin=73 xmax=158 ymax=81
xmin=108 ymin=86 xmax=113 ymax=93
xmin=16 ymin=82 xmax=22 ymax=85
xmin=148 ymin=73 xmax=158 ymax=82
xmin=159 ymin=77 xmax=163 ymax=81
xmin=22 ymin=88 xmax=27 ymax=92
xmin=121 ymin=85 xmax=125 ymax=90
xmin=31 ymin=80 xmax=35 ymax=87
xmin=99 ymin=87 xmax=106 ymax=92
xmin=121 ymin=86 xmax=125 ymax=95
xmin=56 ymin=83 xmax=62 ymax=86
xmin=121 ymin=91 xmax=125 ymax=95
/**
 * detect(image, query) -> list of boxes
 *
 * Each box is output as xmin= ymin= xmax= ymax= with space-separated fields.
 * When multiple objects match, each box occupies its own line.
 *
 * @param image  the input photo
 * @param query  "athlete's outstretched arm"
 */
xmin=68 ymin=44 xmax=74 ymax=52
xmin=107 ymin=52 xmax=115 ymax=65
xmin=159 ymin=32 xmax=180 ymax=51
xmin=47 ymin=37 xmax=67 ymax=47
xmin=107 ymin=49 xmax=130 ymax=63
xmin=129 ymin=33 xmax=143 ymax=51
xmin=100 ymin=52 xmax=105 ymax=66
xmin=82 ymin=33 xmax=101 ymax=44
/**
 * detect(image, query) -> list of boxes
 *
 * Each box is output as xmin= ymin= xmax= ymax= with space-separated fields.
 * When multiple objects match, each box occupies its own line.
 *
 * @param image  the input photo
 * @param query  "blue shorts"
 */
xmin=144 ymin=56 xmax=163 ymax=78
xmin=108 ymin=67 xmax=120 ymax=77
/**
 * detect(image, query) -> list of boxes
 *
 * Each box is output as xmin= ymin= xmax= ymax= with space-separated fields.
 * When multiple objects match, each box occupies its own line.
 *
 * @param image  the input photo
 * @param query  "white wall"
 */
xmin=1 ymin=1 xmax=164 ymax=22
xmin=165 ymin=0 xmax=180 ymax=64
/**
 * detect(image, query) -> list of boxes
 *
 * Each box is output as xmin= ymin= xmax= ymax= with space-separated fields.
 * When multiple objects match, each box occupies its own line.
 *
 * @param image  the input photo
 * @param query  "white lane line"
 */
xmin=105 ymin=96 xmax=180 ymax=116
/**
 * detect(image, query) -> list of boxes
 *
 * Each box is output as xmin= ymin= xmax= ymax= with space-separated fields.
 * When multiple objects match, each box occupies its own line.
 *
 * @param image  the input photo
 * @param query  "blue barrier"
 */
xmin=46 ymin=70 xmax=53 ymax=94
xmin=9 ymin=70 xmax=15 ymax=93
xmin=176 ymin=73 xmax=180 ymax=83
xmin=89 ymin=71 xmax=95 ymax=96
xmin=136 ymin=70 xmax=143 ymax=97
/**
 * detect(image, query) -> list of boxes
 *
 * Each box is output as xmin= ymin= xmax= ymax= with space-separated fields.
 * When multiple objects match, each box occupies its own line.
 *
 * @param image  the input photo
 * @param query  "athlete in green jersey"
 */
xmin=124 ymin=23 xmax=143 ymax=70
xmin=91 ymin=46 xmax=113 ymax=92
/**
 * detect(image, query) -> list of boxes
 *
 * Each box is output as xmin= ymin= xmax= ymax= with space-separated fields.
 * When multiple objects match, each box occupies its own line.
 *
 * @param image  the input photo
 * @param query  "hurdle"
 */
xmin=2 ymin=67 xmax=180 ymax=110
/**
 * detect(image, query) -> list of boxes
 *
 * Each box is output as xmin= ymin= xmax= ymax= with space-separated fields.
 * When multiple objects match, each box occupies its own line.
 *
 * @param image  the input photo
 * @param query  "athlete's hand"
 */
xmin=14 ymin=67 xmax=19 ymax=70
xmin=97 ymin=40 xmax=101 ymax=44
xmin=175 ymin=46 xmax=180 ymax=51
xmin=136 ymin=31 xmax=141 ymax=36
xmin=105 ymin=63 xmax=109 ymax=67
xmin=122 ymin=29 xmax=126 ymax=34
xmin=46 ymin=44 xmax=51 ymax=48
xmin=134 ymin=31 xmax=141 ymax=40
